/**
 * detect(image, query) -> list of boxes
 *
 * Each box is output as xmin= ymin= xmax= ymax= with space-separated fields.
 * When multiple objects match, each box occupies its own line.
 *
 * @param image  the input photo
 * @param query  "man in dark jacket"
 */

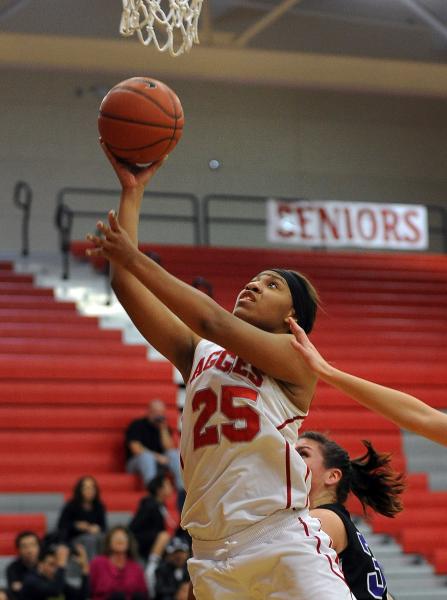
xmin=6 ymin=530 xmax=40 ymax=600
xmin=22 ymin=545 xmax=89 ymax=600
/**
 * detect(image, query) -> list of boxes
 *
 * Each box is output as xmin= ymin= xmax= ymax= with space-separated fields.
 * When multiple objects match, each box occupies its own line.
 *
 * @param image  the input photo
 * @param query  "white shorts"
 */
xmin=188 ymin=508 xmax=355 ymax=600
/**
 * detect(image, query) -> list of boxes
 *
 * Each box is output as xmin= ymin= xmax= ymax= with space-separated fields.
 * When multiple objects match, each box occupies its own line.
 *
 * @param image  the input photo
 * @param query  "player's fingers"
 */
xmin=85 ymin=246 xmax=104 ymax=257
xmin=108 ymin=210 xmax=120 ymax=232
xmin=86 ymin=232 xmax=102 ymax=245
xmin=96 ymin=220 xmax=113 ymax=239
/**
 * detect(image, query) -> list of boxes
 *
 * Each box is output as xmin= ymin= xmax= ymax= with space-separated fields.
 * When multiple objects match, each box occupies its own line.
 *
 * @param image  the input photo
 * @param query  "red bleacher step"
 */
xmin=0 ymin=381 xmax=177 ymax=406
xmin=0 ymin=473 xmax=141 ymax=493
xmin=0 ymin=283 xmax=53 ymax=296
xmin=434 ymin=549 xmax=447 ymax=575
xmin=0 ymin=355 xmax=172 ymax=381
xmin=0 ymin=310 xmax=97 ymax=324
xmin=400 ymin=527 xmax=447 ymax=559
xmin=0 ymin=272 xmax=33 ymax=283
xmin=0 ymin=297 xmax=77 ymax=311
xmin=0 ymin=338 xmax=147 ymax=357
xmin=0 ymin=323 xmax=122 ymax=340
xmin=0 ymin=514 xmax=46 ymax=533
xmin=0 ymin=406 xmax=177 ymax=430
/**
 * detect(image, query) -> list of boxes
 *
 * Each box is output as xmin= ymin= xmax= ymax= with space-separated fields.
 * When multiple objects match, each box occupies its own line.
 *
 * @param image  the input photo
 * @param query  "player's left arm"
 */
xmin=289 ymin=319 xmax=447 ymax=446
xmin=310 ymin=508 xmax=348 ymax=554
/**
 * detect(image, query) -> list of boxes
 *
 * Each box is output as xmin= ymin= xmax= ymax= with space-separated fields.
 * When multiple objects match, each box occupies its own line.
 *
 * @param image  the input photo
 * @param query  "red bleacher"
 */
xmin=1 ymin=247 xmax=447 ymax=571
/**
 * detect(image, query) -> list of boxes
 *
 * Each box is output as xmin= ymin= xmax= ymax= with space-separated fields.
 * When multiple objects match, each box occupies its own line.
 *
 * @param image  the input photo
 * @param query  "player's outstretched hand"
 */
xmin=288 ymin=318 xmax=333 ymax=379
xmin=86 ymin=209 xmax=137 ymax=267
xmin=100 ymin=138 xmax=165 ymax=192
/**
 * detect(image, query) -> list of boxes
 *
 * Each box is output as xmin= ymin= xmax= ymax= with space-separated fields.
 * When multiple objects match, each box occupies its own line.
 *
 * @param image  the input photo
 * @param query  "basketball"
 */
xmin=98 ymin=77 xmax=184 ymax=165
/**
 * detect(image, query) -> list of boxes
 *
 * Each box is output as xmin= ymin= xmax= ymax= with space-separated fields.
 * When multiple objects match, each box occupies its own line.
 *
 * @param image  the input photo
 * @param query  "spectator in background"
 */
xmin=153 ymin=537 xmax=190 ymax=600
xmin=129 ymin=474 xmax=175 ymax=561
xmin=6 ymin=530 xmax=40 ymax=599
xmin=22 ymin=544 xmax=89 ymax=600
xmin=89 ymin=526 xmax=148 ymax=600
xmin=125 ymin=400 xmax=184 ymax=507
xmin=57 ymin=476 xmax=107 ymax=560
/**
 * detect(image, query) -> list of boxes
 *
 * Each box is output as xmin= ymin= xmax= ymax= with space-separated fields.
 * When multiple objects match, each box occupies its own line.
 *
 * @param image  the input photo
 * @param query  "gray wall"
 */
xmin=1 ymin=68 xmax=447 ymax=252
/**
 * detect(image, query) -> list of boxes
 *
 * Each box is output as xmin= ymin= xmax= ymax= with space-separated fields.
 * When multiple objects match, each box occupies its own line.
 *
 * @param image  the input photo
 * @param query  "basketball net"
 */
xmin=120 ymin=0 xmax=204 ymax=57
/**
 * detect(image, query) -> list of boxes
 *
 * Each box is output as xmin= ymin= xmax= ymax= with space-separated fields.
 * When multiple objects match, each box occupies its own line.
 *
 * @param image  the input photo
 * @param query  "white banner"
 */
xmin=267 ymin=199 xmax=428 ymax=250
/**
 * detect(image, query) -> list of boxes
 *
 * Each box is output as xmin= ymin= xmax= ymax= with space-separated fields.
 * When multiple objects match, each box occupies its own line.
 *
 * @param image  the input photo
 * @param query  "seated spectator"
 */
xmin=129 ymin=474 xmax=175 ymax=561
xmin=57 ymin=475 xmax=107 ymax=560
xmin=22 ymin=544 xmax=89 ymax=600
xmin=125 ymin=400 xmax=184 ymax=506
xmin=89 ymin=526 xmax=148 ymax=600
xmin=153 ymin=537 xmax=190 ymax=600
xmin=0 ymin=592 xmax=7 ymax=600
xmin=6 ymin=530 xmax=40 ymax=600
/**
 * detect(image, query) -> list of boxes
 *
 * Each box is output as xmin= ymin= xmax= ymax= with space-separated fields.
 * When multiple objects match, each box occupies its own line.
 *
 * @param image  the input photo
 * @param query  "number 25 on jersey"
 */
xmin=192 ymin=385 xmax=260 ymax=450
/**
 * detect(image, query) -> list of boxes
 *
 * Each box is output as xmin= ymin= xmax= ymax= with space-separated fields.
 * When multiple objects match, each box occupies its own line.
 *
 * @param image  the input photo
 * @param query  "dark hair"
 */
xmin=38 ymin=547 xmax=56 ymax=563
xmin=72 ymin=475 xmax=102 ymax=508
xmin=15 ymin=530 xmax=40 ymax=550
xmin=147 ymin=473 xmax=170 ymax=496
xmin=102 ymin=526 xmax=139 ymax=560
xmin=271 ymin=269 xmax=319 ymax=333
xmin=300 ymin=431 xmax=405 ymax=517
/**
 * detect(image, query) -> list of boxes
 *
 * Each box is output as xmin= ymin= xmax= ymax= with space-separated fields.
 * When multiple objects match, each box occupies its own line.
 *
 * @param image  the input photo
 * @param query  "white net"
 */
xmin=120 ymin=0 xmax=204 ymax=57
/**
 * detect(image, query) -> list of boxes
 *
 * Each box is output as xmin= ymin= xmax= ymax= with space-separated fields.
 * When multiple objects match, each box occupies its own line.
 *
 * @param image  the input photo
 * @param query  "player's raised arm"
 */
xmin=87 ymin=210 xmax=317 ymax=409
xmin=94 ymin=142 xmax=200 ymax=383
xmin=289 ymin=318 xmax=447 ymax=446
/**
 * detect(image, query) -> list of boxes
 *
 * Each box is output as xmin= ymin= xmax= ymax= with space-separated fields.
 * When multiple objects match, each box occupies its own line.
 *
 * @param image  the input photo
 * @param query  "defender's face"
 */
xmin=233 ymin=271 xmax=295 ymax=333
xmin=296 ymin=437 xmax=328 ymax=497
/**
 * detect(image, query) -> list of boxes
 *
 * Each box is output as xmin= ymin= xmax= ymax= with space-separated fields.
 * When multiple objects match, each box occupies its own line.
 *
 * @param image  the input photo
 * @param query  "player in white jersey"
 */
xmin=87 ymin=144 xmax=355 ymax=599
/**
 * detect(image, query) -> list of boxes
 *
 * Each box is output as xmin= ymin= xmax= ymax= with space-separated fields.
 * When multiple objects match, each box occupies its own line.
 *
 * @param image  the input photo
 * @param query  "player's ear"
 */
xmin=325 ymin=468 xmax=342 ymax=487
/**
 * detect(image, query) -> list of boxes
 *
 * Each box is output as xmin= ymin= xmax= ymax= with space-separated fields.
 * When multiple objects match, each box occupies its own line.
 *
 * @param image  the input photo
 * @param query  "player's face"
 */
xmin=233 ymin=271 xmax=295 ymax=333
xmin=296 ymin=438 xmax=328 ymax=499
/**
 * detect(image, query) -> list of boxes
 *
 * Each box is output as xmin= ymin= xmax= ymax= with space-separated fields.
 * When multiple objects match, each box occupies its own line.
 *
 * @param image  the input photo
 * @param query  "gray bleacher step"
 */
xmin=108 ymin=511 xmax=133 ymax=528
xmin=429 ymin=473 xmax=447 ymax=490
xmin=0 ymin=493 xmax=64 ymax=511
xmin=397 ymin=590 xmax=447 ymax=600
xmin=384 ymin=564 xmax=434 ymax=578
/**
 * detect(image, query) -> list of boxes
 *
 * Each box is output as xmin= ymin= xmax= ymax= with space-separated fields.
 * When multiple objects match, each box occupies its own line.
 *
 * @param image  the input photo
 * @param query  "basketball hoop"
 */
xmin=120 ymin=0 xmax=204 ymax=57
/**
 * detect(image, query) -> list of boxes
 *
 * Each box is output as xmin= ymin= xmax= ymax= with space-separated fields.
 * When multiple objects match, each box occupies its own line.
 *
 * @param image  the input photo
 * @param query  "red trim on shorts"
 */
xmin=277 ymin=415 xmax=306 ymax=431
xmin=285 ymin=441 xmax=291 ymax=508
xmin=180 ymin=454 xmax=184 ymax=470
xmin=298 ymin=518 xmax=349 ymax=586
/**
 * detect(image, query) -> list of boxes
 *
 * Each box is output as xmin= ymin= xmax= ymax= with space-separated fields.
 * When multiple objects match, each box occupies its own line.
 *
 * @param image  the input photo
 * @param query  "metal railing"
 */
xmin=54 ymin=187 xmax=200 ymax=279
xmin=202 ymin=193 xmax=305 ymax=246
xmin=13 ymin=181 xmax=33 ymax=256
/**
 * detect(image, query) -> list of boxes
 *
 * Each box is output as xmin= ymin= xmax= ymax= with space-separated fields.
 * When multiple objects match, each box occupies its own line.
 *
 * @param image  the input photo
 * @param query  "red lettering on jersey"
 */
xmin=190 ymin=357 xmax=205 ymax=383
xmin=248 ymin=365 xmax=264 ymax=387
xmin=203 ymin=350 xmax=222 ymax=371
xmin=232 ymin=357 xmax=249 ymax=378
xmin=215 ymin=350 xmax=235 ymax=373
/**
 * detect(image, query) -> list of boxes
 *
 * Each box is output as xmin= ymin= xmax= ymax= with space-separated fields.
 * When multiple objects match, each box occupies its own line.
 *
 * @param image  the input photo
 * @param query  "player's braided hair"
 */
xmin=300 ymin=431 xmax=405 ymax=517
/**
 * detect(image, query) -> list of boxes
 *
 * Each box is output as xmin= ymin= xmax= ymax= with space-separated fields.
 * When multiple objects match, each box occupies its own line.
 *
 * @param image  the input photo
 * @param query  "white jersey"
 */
xmin=180 ymin=339 xmax=311 ymax=541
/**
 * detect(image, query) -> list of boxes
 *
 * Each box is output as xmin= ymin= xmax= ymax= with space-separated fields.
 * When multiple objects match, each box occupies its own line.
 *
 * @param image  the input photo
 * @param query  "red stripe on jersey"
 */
xmin=180 ymin=454 xmax=184 ymax=470
xmin=277 ymin=414 xmax=306 ymax=431
xmin=298 ymin=519 xmax=349 ymax=587
xmin=285 ymin=442 xmax=291 ymax=509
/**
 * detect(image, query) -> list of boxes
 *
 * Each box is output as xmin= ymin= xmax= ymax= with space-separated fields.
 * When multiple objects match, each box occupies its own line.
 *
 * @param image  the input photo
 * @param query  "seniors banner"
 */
xmin=267 ymin=199 xmax=428 ymax=250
